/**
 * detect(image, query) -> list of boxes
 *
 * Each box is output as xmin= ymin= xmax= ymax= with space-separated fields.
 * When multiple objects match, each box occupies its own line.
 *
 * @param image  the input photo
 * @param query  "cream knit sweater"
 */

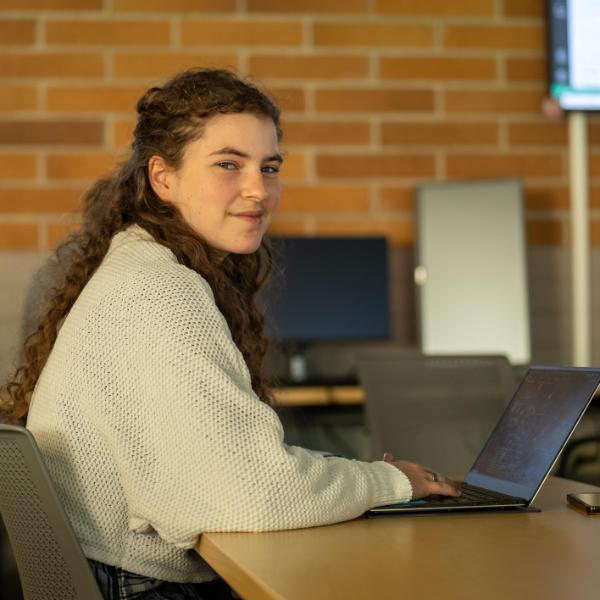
xmin=26 ymin=225 xmax=412 ymax=583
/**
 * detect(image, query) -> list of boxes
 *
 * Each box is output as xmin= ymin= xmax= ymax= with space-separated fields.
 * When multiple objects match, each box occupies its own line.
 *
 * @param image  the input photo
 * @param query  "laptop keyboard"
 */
xmin=423 ymin=482 xmax=522 ymax=506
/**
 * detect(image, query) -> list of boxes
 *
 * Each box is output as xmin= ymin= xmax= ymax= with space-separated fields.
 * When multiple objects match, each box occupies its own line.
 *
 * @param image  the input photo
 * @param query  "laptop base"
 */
xmin=367 ymin=504 xmax=540 ymax=516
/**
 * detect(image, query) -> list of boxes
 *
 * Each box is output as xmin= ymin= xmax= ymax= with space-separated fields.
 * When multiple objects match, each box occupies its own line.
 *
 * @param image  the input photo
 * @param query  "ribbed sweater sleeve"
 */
xmin=75 ymin=237 xmax=411 ymax=548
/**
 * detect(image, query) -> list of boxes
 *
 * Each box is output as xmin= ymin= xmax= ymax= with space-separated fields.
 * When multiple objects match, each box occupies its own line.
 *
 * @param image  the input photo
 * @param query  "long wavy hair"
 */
xmin=2 ymin=68 xmax=281 ymax=421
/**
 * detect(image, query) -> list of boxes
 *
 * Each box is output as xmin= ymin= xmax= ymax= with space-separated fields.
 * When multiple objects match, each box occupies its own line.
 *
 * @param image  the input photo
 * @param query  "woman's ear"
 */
xmin=148 ymin=155 xmax=176 ymax=202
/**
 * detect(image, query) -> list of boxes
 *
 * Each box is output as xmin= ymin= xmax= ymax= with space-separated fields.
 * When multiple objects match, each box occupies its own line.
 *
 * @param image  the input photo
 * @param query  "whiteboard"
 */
xmin=415 ymin=179 xmax=530 ymax=365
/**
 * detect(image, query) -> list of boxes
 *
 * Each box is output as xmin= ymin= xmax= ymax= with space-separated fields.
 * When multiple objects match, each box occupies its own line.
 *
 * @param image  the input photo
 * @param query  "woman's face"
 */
xmin=150 ymin=112 xmax=282 ymax=255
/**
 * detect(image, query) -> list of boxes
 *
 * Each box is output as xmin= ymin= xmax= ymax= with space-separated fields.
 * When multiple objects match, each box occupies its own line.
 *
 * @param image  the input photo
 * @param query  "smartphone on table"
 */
xmin=567 ymin=492 xmax=600 ymax=514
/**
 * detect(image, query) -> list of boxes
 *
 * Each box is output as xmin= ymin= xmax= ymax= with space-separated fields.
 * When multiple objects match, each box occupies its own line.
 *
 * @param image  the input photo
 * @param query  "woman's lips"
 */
xmin=232 ymin=212 xmax=264 ymax=224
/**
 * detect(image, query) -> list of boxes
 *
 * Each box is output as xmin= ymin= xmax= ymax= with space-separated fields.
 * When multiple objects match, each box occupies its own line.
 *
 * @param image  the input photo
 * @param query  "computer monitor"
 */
xmin=262 ymin=236 xmax=391 ymax=381
xmin=547 ymin=0 xmax=600 ymax=111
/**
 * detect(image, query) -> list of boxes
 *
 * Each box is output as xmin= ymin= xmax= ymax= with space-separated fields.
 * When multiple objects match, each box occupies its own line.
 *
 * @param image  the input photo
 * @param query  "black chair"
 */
xmin=557 ymin=435 xmax=600 ymax=485
xmin=357 ymin=353 xmax=516 ymax=475
xmin=0 ymin=424 xmax=102 ymax=600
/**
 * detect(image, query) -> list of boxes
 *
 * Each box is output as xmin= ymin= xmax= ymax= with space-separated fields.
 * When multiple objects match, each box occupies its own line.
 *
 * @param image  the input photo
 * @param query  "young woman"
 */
xmin=3 ymin=69 xmax=459 ymax=599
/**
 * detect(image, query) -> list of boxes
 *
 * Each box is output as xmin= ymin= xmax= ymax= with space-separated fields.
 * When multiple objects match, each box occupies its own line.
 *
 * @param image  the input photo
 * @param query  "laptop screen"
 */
xmin=465 ymin=367 xmax=600 ymax=500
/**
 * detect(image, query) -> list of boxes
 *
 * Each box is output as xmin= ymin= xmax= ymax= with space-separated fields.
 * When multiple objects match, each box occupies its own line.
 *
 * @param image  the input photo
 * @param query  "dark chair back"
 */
xmin=358 ymin=353 xmax=515 ymax=475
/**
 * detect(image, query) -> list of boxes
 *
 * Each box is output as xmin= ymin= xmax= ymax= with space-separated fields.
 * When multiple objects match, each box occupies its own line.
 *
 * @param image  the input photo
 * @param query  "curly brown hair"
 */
xmin=3 ymin=68 xmax=281 ymax=421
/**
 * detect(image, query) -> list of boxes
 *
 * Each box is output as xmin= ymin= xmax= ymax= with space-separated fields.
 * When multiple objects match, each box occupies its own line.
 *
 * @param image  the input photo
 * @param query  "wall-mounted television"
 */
xmin=547 ymin=0 xmax=600 ymax=110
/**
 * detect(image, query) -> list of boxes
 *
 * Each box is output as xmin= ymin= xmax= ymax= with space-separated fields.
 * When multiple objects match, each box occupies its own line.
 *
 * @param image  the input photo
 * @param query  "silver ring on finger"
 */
xmin=425 ymin=469 xmax=439 ymax=483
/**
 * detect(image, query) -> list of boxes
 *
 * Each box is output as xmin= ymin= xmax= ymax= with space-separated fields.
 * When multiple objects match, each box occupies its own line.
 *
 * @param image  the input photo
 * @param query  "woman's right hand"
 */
xmin=383 ymin=452 xmax=461 ymax=500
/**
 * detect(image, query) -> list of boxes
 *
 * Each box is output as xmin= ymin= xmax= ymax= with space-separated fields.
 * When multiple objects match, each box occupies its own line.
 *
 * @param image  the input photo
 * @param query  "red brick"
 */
xmin=47 ymin=85 xmax=145 ymax=112
xmin=444 ymin=25 xmax=544 ymax=50
xmin=314 ymin=217 xmax=414 ymax=246
xmin=381 ymin=56 xmax=496 ymax=81
xmin=0 ymin=53 xmax=104 ymax=78
xmin=314 ymin=23 xmax=433 ymax=47
xmin=267 ymin=218 xmax=307 ymax=236
xmin=317 ymin=153 xmax=435 ymax=178
xmin=504 ymin=0 xmax=543 ymax=17
xmin=446 ymin=153 xmax=563 ymax=178
xmin=283 ymin=120 xmax=370 ymax=145
xmin=525 ymin=186 xmax=569 ymax=210
xmin=316 ymin=88 xmax=434 ymax=113
xmin=0 ymin=187 xmax=83 ymax=213
xmin=0 ymin=154 xmax=37 ymax=180
xmin=248 ymin=0 xmax=368 ymax=13
xmin=0 ymin=87 xmax=37 ymax=111
xmin=47 ymin=220 xmax=81 ymax=249
xmin=0 ymin=120 xmax=103 ymax=146
xmin=114 ymin=0 xmax=234 ymax=10
xmin=445 ymin=90 xmax=544 ymax=114
xmin=590 ymin=188 xmax=600 ymax=209
xmin=1 ymin=0 xmax=100 ymax=8
xmin=0 ymin=223 xmax=38 ymax=249
xmin=506 ymin=58 xmax=546 ymax=82
xmin=588 ymin=153 xmax=600 ymax=177
xmin=0 ymin=20 xmax=36 ymax=45
xmin=113 ymin=52 xmax=238 ymax=78
xmin=382 ymin=121 xmax=498 ymax=146
xmin=182 ymin=20 xmax=302 ymax=47
xmin=380 ymin=187 xmax=413 ymax=211
xmin=46 ymin=153 xmax=119 ymax=180
xmin=249 ymin=55 xmax=369 ymax=80
xmin=280 ymin=152 xmax=306 ymax=180
xmin=271 ymin=87 xmax=305 ymax=112
xmin=280 ymin=185 xmax=370 ymax=212
xmin=376 ymin=0 xmax=494 ymax=16
xmin=587 ymin=120 xmax=600 ymax=145
xmin=508 ymin=122 xmax=568 ymax=145
xmin=527 ymin=219 xmax=564 ymax=246
xmin=45 ymin=20 xmax=171 ymax=46
xmin=113 ymin=118 xmax=136 ymax=149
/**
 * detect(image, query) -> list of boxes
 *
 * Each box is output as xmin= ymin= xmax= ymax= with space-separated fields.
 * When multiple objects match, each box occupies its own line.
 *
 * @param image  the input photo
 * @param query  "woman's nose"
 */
xmin=241 ymin=170 xmax=268 ymax=200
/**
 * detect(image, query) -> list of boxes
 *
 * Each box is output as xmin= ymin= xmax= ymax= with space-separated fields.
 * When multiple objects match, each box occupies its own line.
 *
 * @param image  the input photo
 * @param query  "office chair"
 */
xmin=357 ymin=353 xmax=516 ymax=476
xmin=0 ymin=424 xmax=103 ymax=600
xmin=557 ymin=435 xmax=600 ymax=485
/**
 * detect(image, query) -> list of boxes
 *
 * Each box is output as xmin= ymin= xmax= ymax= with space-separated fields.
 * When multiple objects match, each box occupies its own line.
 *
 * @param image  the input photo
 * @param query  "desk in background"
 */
xmin=273 ymin=386 xmax=367 ymax=459
xmin=197 ymin=477 xmax=600 ymax=600
xmin=272 ymin=386 xmax=363 ymax=407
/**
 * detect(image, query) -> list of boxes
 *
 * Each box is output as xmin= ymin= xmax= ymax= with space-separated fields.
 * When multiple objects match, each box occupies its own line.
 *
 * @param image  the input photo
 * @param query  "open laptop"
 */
xmin=369 ymin=366 xmax=600 ymax=514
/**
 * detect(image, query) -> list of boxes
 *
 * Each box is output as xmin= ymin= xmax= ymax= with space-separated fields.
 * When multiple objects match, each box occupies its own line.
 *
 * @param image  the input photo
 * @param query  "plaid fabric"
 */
xmin=89 ymin=560 xmax=235 ymax=600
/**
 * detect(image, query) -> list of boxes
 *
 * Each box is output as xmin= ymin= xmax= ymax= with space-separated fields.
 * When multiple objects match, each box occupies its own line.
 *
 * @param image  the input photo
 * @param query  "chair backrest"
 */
xmin=357 ymin=353 xmax=516 ymax=475
xmin=0 ymin=424 xmax=102 ymax=600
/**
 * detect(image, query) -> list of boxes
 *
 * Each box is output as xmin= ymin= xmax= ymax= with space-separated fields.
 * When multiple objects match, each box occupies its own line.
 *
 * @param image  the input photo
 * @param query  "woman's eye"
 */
xmin=262 ymin=165 xmax=280 ymax=174
xmin=217 ymin=161 xmax=237 ymax=170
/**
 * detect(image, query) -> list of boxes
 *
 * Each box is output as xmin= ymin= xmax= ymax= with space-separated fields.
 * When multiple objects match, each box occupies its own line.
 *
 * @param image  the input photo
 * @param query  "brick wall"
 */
xmin=0 ymin=0 xmax=597 ymax=372
xmin=0 ymin=0 xmax=587 ymax=251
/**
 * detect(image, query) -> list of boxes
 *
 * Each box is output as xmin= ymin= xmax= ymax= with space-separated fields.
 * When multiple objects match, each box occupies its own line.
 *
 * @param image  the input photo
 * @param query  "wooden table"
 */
xmin=196 ymin=477 xmax=600 ymax=600
xmin=272 ymin=386 xmax=364 ymax=407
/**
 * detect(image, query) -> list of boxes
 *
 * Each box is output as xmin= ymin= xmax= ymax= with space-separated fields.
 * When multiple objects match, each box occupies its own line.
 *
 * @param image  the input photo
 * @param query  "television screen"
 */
xmin=262 ymin=236 xmax=391 ymax=343
xmin=548 ymin=0 xmax=600 ymax=110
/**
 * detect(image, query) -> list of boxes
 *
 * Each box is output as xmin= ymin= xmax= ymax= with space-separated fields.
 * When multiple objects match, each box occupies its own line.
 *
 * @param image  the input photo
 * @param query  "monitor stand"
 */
xmin=275 ymin=342 xmax=361 ymax=387
xmin=288 ymin=352 xmax=308 ymax=383
xmin=283 ymin=342 xmax=310 ymax=384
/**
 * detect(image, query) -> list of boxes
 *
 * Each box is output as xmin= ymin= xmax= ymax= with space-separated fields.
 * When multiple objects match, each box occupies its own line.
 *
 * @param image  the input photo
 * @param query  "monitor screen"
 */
xmin=548 ymin=0 xmax=600 ymax=110
xmin=262 ymin=236 xmax=391 ymax=343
